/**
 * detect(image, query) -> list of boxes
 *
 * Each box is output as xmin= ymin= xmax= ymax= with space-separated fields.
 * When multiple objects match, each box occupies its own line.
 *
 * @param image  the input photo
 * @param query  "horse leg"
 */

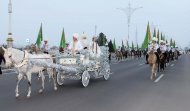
xmin=15 ymin=73 xmax=23 ymax=98
xmin=39 ymin=70 xmax=45 ymax=94
xmin=154 ymin=64 xmax=157 ymax=78
xmin=150 ymin=64 xmax=154 ymax=80
xmin=47 ymin=68 xmax=57 ymax=91
xmin=157 ymin=62 xmax=160 ymax=72
xmin=26 ymin=72 xmax=32 ymax=98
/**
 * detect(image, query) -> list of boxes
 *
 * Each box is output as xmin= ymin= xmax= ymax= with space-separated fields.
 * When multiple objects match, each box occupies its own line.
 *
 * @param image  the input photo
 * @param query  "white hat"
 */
xmin=80 ymin=33 xmax=88 ymax=40
xmin=166 ymin=43 xmax=169 ymax=46
xmin=73 ymin=33 xmax=79 ymax=39
xmin=160 ymin=40 xmax=164 ymax=44
xmin=152 ymin=37 xmax=158 ymax=42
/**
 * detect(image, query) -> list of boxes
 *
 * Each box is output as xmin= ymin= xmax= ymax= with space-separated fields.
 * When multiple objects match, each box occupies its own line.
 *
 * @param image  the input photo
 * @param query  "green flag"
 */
xmin=161 ymin=33 xmax=163 ymax=40
xmin=127 ymin=40 xmax=129 ymax=48
xmin=170 ymin=38 xmax=173 ymax=46
xmin=122 ymin=40 xmax=124 ymax=49
xmin=35 ymin=24 xmax=43 ymax=47
xmin=59 ymin=28 xmax=66 ymax=48
xmin=137 ymin=43 xmax=139 ymax=49
xmin=173 ymin=40 xmax=176 ymax=47
xmin=132 ymin=41 xmax=134 ymax=50
xmin=157 ymin=30 xmax=160 ymax=44
xmin=141 ymin=22 xmax=151 ymax=49
xmin=153 ymin=28 xmax=156 ymax=37
xmin=163 ymin=34 xmax=165 ymax=41
xmin=113 ymin=38 xmax=116 ymax=51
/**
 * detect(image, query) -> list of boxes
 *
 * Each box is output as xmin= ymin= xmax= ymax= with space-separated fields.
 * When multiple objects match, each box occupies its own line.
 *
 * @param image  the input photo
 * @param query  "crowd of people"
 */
xmin=41 ymin=33 xmax=102 ymax=58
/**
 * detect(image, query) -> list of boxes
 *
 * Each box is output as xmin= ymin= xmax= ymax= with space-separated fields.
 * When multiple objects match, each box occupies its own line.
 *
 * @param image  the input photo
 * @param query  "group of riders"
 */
xmin=146 ymin=37 xmax=180 ymax=71
xmin=114 ymin=36 xmax=180 ymax=72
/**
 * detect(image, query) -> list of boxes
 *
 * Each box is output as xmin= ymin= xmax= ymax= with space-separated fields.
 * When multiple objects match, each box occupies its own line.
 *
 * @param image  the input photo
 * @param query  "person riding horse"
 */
xmin=147 ymin=37 xmax=160 ymax=80
xmin=147 ymin=37 xmax=160 ymax=64
xmin=159 ymin=40 xmax=167 ymax=71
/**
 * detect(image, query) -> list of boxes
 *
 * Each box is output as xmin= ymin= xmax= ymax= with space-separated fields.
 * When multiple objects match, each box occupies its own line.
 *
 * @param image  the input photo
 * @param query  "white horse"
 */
xmin=2 ymin=47 xmax=57 ymax=98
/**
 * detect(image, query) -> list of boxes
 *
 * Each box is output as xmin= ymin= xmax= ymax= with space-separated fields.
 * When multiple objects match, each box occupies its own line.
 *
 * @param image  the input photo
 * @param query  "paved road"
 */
xmin=0 ymin=55 xmax=189 ymax=111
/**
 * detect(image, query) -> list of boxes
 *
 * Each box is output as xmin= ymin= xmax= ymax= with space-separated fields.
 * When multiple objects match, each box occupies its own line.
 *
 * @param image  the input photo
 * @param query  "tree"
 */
xmin=97 ymin=32 xmax=107 ymax=46
xmin=108 ymin=40 xmax=115 ymax=52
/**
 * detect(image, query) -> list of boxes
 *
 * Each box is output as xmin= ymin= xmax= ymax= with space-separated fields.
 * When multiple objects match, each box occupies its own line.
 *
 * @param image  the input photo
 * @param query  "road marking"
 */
xmin=2 ymin=69 xmax=15 ymax=72
xmin=2 ymin=72 xmax=17 ymax=75
xmin=170 ymin=64 xmax=175 ymax=67
xmin=154 ymin=74 xmax=164 ymax=83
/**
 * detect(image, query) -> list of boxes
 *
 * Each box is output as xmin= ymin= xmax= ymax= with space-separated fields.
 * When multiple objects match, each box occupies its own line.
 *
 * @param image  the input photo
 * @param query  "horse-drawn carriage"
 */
xmin=55 ymin=46 xmax=111 ymax=87
xmin=2 ymin=46 xmax=111 ymax=98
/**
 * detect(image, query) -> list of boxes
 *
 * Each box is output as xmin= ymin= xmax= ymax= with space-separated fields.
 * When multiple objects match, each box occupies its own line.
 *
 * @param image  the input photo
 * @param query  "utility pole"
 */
xmin=117 ymin=1 xmax=142 ymax=43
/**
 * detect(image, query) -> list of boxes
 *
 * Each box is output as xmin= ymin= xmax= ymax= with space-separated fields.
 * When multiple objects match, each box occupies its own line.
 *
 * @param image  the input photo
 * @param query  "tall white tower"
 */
xmin=7 ymin=0 xmax=13 ymax=48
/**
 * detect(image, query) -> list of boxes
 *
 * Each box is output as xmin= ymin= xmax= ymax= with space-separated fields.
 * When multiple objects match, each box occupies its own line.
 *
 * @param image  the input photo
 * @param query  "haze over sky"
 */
xmin=0 ymin=0 xmax=190 ymax=47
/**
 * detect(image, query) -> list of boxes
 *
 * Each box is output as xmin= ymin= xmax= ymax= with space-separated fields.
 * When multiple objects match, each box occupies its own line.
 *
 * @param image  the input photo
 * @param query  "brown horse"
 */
xmin=115 ymin=50 xmax=123 ymax=61
xmin=148 ymin=50 xmax=158 ymax=80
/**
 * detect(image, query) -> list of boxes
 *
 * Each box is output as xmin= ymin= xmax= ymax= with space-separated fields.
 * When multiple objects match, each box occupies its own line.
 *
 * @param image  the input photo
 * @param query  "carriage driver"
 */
xmin=42 ymin=40 xmax=49 ymax=54
xmin=147 ymin=37 xmax=160 ymax=63
xmin=89 ymin=36 xmax=101 ymax=58
xmin=68 ymin=33 xmax=83 ymax=54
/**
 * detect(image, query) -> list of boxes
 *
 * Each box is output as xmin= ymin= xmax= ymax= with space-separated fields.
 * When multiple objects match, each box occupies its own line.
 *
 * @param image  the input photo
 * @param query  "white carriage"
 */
xmin=55 ymin=46 xmax=111 ymax=87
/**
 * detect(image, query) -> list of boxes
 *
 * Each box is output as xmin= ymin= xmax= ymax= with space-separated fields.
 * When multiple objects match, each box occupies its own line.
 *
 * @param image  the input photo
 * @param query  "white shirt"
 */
xmin=148 ymin=43 xmax=159 ymax=53
xmin=80 ymin=39 xmax=89 ymax=49
xmin=166 ymin=46 xmax=170 ymax=51
xmin=160 ymin=45 xmax=166 ymax=53
xmin=172 ymin=48 xmax=175 ymax=52
xmin=68 ymin=41 xmax=83 ymax=52
xmin=89 ymin=42 xmax=101 ymax=58
xmin=42 ymin=44 xmax=49 ymax=52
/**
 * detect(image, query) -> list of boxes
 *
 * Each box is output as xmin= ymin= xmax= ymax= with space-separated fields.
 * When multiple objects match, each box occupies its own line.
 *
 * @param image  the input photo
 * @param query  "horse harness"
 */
xmin=14 ymin=51 xmax=29 ymax=68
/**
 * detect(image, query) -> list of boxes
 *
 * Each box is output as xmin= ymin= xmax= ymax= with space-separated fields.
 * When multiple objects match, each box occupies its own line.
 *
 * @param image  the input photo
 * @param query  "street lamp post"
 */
xmin=117 ymin=1 xmax=142 ymax=43
xmin=7 ymin=0 xmax=13 ymax=48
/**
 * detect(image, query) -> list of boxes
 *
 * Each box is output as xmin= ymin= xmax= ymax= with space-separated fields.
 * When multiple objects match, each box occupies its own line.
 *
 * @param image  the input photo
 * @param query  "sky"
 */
xmin=0 ymin=0 xmax=190 ymax=48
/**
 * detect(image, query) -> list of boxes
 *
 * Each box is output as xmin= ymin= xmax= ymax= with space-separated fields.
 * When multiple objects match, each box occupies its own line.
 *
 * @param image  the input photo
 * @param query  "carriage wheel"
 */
xmin=82 ymin=71 xmax=90 ymax=87
xmin=56 ymin=72 xmax=64 ymax=86
xmin=103 ymin=69 xmax=110 ymax=80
